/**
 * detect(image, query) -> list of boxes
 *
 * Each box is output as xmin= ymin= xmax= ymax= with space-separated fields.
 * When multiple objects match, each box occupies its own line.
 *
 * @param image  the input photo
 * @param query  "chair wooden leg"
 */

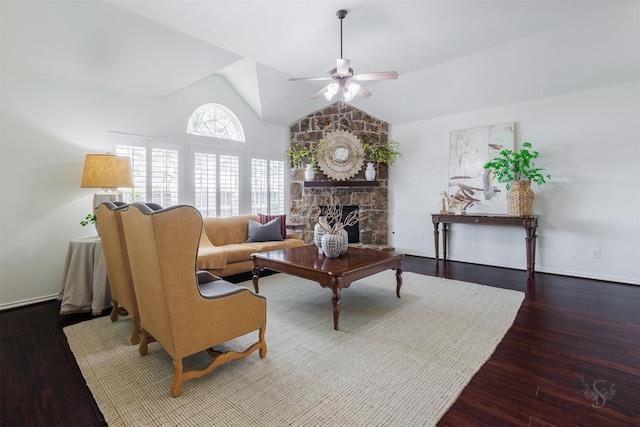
xmin=129 ymin=314 xmax=141 ymax=345
xmin=138 ymin=328 xmax=149 ymax=356
xmin=109 ymin=300 xmax=120 ymax=322
xmin=171 ymin=358 xmax=184 ymax=397
xmin=259 ymin=327 xmax=267 ymax=358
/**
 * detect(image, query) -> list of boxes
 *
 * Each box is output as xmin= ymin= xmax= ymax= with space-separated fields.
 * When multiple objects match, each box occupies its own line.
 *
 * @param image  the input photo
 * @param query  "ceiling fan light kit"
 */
xmin=290 ymin=9 xmax=398 ymax=102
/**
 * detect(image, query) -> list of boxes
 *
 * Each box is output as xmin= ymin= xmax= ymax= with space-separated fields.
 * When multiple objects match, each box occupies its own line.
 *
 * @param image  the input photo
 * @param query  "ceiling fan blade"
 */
xmin=310 ymin=85 xmax=330 ymax=99
xmin=289 ymin=76 xmax=333 ymax=82
xmin=336 ymin=58 xmax=351 ymax=76
xmin=352 ymin=71 xmax=399 ymax=81
xmin=358 ymin=86 xmax=372 ymax=98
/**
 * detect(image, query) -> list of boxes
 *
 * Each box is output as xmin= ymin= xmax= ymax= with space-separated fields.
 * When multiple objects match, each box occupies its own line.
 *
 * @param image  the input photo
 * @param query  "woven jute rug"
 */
xmin=64 ymin=270 xmax=524 ymax=426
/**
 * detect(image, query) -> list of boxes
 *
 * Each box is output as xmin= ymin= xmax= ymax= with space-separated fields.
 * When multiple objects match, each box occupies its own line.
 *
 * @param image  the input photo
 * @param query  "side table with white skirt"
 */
xmin=58 ymin=235 xmax=112 ymax=315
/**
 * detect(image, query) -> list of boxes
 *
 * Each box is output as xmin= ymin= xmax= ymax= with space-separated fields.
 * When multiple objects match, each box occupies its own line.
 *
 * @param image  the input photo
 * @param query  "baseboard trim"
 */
xmin=0 ymin=294 xmax=59 ymax=311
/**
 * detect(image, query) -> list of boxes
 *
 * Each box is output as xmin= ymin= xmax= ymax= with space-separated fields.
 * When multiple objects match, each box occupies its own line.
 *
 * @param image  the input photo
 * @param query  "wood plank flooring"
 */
xmin=1 ymin=256 xmax=638 ymax=426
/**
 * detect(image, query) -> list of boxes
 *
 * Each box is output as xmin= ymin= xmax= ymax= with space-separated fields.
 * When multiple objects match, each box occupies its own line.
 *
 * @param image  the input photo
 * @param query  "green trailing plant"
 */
xmin=282 ymin=140 xmax=318 ymax=170
xmin=363 ymin=139 xmax=401 ymax=165
xmin=80 ymin=213 xmax=96 ymax=227
xmin=483 ymin=141 xmax=551 ymax=190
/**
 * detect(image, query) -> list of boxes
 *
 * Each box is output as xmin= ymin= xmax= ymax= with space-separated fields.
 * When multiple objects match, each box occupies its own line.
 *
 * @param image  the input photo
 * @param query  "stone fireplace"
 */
xmin=289 ymin=103 xmax=389 ymax=246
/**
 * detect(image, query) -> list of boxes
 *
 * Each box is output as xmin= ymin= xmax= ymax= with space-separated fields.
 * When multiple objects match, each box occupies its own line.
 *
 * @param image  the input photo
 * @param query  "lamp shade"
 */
xmin=81 ymin=154 xmax=133 ymax=188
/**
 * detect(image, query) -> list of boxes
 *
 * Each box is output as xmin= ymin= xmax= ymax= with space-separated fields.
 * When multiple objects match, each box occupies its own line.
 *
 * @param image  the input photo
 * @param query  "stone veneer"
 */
xmin=289 ymin=102 xmax=389 ymax=245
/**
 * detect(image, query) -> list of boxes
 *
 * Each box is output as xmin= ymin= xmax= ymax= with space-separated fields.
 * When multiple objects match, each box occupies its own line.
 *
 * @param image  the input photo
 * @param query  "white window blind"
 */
xmin=219 ymin=155 xmax=239 ymax=217
xmin=251 ymin=159 xmax=268 ymax=214
xmin=194 ymin=152 xmax=217 ymax=217
xmin=115 ymin=144 xmax=147 ymax=203
xmin=251 ymin=158 xmax=285 ymax=215
xmin=115 ymin=138 xmax=180 ymax=207
xmin=151 ymin=148 xmax=179 ymax=206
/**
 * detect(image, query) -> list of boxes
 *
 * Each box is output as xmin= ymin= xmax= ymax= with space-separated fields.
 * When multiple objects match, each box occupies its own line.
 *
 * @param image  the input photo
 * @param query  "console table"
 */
xmin=431 ymin=214 xmax=539 ymax=278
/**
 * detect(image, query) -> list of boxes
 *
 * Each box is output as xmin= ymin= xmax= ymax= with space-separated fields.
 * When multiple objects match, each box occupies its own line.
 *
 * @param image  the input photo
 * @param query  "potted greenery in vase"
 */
xmin=282 ymin=140 xmax=318 ymax=181
xmin=483 ymin=141 xmax=551 ymax=216
xmin=362 ymin=139 xmax=400 ymax=181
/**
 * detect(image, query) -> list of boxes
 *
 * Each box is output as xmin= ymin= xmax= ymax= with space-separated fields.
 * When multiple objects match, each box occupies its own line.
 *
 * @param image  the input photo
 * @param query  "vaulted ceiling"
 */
xmin=3 ymin=0 xmax=638 ymax=126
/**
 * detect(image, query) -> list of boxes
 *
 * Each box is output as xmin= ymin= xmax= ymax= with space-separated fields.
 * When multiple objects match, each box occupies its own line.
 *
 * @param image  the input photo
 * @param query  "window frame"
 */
xmin=186 ymin=103 xmax=246 ymax=142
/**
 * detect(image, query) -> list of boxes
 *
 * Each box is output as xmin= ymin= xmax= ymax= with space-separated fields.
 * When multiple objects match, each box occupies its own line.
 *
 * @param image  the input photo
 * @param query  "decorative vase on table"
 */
xmin=314 ymin=216 xmax=328 ymax=250
xmin=506 ymin=180 xmax=535 ymax=216
xmin=321 ymin=232 xmax=347 ymax=258
xmin=304 ymin=164 xmax=315 ymax=181
xmin=365 ymin=162 xmax=376 ymax=181
xmin=338 ymin=226 xmax=349 ymax=255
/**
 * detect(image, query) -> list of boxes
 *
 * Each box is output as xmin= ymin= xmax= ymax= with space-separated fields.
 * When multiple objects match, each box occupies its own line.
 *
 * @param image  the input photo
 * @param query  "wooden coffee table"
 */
xmin=252 ymin=245 xmax=404 ymax=330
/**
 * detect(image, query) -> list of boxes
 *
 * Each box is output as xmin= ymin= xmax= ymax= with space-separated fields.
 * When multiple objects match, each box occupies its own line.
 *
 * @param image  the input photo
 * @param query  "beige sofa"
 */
xmin=197 ymin=214 xmax=304 ymax=277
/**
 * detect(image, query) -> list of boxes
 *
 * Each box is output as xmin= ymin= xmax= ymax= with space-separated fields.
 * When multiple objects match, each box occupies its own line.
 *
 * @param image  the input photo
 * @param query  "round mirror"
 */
xmin=332 ymin=146 xmax=350 ymax=163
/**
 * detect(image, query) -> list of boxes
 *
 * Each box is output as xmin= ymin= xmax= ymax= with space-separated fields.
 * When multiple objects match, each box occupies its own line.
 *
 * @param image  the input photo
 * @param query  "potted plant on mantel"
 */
xmin=483 ymin=141 xmax=551 ymax=216
xmin=282 ymin=140 xmax=317 ymax=181
xmin=362 ymin=139 xmax=401 ymax=181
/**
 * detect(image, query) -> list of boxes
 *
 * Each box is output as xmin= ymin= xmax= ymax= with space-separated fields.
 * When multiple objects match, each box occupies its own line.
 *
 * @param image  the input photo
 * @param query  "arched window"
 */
xmin=186 ymin=103 xmax=245 ymax=141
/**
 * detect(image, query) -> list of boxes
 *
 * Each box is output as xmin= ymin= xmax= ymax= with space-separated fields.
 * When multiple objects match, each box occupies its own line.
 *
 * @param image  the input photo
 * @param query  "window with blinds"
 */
xmin=219 ymin=155 xmax=239 ymax=217
xmin=115 ymin=144 xmax=147 ymax=203
xmin=109 ymin=126 xmax=285 ymax=219
xmin=194 ymin=153 xmax=217 ymax=217
xmin=115 ymin=141 xmax=179 ymax=206
xmin=251 ymin=158 xmax=284 ymax=215
xmin=151 ymin=148 xmax=179 ymax=207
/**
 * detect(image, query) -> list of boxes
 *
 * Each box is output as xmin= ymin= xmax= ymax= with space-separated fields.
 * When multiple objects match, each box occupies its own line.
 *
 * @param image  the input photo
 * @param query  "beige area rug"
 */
xmin=64 ymin=270 xmax=524 ymax=426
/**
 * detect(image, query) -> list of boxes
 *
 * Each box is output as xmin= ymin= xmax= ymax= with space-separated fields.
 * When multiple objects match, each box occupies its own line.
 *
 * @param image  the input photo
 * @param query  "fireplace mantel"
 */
xmin=303 ymin=181 xmax=379 ymax=188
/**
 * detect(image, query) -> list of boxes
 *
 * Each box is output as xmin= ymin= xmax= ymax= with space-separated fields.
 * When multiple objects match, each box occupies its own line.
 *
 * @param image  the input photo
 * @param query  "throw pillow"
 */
xmin=258 ymin=213 xmax=287 ymax=239
xmin=246 ymin=217 xmax=284 ymax=242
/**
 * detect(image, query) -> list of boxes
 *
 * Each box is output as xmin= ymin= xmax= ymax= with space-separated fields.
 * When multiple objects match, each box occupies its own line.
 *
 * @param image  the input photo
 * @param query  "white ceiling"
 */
xmin=3 ymin=0 xmax=639 ymax=126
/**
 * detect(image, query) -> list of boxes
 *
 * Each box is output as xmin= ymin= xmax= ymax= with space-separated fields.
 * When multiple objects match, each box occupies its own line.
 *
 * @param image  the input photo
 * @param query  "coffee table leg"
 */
xmin=330 ymin=278 xmax=341 ymax=331
xmin=252 ymin=266 xmax=260 ymax=293
xmin=395 ymin=268 xmax=403 ymax=298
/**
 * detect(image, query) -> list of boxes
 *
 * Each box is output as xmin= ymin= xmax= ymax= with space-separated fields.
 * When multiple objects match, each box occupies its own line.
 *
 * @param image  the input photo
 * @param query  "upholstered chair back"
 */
xmin=95 ymin=202 xmax=140 ymax=344
xmin=120 ymin=203 xmax=267 ymax=396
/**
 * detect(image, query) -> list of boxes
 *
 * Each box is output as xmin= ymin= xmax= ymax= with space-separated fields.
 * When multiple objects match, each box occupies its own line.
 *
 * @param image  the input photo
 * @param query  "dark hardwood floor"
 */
xmin=1 ymin=256 xmax=638 ymax=426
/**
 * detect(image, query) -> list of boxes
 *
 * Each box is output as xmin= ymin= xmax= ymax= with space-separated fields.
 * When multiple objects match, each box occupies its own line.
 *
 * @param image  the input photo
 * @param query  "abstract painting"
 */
xmin=448 ymin=122 xmax=515 ymax=213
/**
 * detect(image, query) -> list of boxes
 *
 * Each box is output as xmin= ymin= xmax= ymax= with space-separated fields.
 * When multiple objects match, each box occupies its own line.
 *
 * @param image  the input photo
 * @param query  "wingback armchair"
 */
xmin=121 ymin=203 xmax=267 ymax=397
xmin=96 ymin=202 xmax=139 ymax=344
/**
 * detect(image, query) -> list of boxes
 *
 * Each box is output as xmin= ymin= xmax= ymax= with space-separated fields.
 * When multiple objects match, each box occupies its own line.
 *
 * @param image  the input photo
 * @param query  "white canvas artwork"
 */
xmin=448 ymin=122 xmax=515 ymax=213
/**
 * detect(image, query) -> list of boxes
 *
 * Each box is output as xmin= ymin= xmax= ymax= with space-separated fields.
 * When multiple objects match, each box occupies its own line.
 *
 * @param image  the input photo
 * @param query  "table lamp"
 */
xmin=81 ymin=154 xmax=133 ymax=210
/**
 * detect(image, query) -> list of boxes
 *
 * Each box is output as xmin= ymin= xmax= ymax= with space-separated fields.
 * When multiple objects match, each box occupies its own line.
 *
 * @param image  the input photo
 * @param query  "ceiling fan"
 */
xmin=289 ymin=9 xmax=399 ymax=102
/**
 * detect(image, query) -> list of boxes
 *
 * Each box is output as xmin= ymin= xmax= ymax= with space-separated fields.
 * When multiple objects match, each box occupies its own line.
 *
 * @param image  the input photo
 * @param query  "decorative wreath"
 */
xmin=316 ymin=130 xmax=365 ymax=181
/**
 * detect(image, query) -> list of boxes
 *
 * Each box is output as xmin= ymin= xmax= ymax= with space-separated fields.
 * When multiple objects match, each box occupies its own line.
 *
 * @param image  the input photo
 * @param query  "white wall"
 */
xmin=0 ymin=67 xmax=289 ymax=309
xmin=389 ymin=82 xmax=640 ymax=284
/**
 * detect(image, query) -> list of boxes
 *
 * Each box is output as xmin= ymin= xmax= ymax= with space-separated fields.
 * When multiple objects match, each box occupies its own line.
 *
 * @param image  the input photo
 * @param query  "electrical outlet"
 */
xmin=591 ymin=249 xmax=601 ymax=259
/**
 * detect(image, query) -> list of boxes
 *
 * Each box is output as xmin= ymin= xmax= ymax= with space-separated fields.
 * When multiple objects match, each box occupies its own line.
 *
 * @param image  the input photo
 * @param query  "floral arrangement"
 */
xmin=363 ymin=139 xmax=401 ymax=165
xmin=282 ymin=139 xmax=318 ymax=170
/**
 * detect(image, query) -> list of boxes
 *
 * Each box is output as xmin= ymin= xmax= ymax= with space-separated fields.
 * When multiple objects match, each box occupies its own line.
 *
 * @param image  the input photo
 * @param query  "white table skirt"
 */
xmin=58 ymin=235 xmax=112 ymax=315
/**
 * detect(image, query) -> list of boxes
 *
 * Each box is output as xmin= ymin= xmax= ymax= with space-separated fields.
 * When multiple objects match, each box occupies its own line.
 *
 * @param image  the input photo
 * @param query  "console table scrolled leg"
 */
xmin=443 ymin=224 xmax=449 ymax=262
xmin=433 ymin=222 xmax=440 ymax=263
xmin=524 ymin=222 xmax=538 ymax=278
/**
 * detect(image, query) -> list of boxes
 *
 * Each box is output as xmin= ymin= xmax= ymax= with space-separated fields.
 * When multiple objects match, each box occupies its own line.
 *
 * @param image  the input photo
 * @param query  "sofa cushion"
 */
xmin=245 ymin=238 xmax=305 ymax=253
xmin=202 ymin=215 xmax=259 ymax=246
xmin=247 ymin=218 xmax=283 ymax=243
xmin=196 ymin=246 xmax=228 ymax=270
xmin=220 ymin=244 xmax=260 ymax=264
xmin=258 ymin=213 xmax=287 ymax=239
